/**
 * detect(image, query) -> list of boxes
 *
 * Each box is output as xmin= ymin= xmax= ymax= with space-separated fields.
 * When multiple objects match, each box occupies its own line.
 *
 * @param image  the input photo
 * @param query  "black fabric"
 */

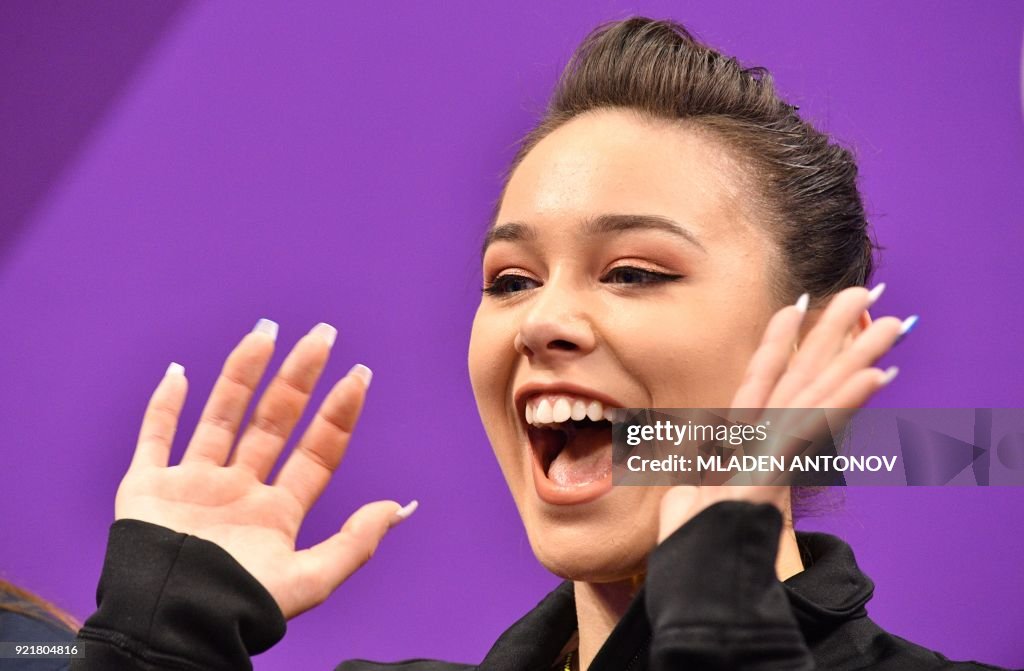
xmin=646 ymin=502 xmax=812 ymax=669
xmin=72 ymin=505 xmax=1015 ymax=670
xmin=71 ymin=520 xmax=285 ymax=670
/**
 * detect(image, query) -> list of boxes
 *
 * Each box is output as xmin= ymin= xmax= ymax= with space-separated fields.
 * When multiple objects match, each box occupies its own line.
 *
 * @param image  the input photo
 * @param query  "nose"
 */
xmin=514 ymin=280 xmax=596 ymax=363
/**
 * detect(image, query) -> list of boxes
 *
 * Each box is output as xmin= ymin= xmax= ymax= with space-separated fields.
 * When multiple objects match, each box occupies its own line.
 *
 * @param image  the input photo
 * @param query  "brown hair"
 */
xmin=0 ymin=579 xmax=80 ymax=632
xmin=500 ymin=17 xmax=876 ymax=518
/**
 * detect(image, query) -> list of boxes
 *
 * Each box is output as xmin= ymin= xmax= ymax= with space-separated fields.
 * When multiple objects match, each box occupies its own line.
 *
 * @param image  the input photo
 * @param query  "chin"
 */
xmin=523 ymin=513 xmax=659 ymax=583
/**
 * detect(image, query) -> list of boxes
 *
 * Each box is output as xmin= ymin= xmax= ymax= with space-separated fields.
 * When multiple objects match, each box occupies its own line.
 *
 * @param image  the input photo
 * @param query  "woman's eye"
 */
xmin=483 ymin=274 xmax=540 ymax=296
xmin=483 ymin=267 xmax=681 ymax=296
xmin=602 ymin=266 xmax=683 ymax=285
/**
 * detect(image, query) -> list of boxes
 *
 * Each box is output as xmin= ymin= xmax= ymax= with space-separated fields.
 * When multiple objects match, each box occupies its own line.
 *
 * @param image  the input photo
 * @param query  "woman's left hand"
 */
xmin=658 ymin=285 xmax=912 ymax=542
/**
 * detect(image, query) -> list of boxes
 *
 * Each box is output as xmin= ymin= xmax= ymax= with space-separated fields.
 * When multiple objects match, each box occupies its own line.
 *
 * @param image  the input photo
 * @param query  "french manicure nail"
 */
xmin=896 ymin=315 xmax=919 ymax=344
xmin=310 ymin=322 xmax=337 ymax=347
xmin=879 ymin=365 xmax=900 ymax=385
xmin=794 ymin=293 xmax=810 ymax=313
xmin=393 ymin=500 xmax=419 ymax=522
xmin=866 ymin=282 xmax=886 ymax=306
xmin=166 ymin=362 xmax=185 ymax=376
xmin=252 ymin=318 xmax=279 ymax=341
xmin=348 ymin=363 xmax=373 ymax=388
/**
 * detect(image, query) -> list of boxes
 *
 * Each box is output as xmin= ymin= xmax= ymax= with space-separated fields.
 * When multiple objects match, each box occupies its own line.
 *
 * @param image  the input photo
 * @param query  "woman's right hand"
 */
xmin=115 ymin=320 xmax=415 ymax=619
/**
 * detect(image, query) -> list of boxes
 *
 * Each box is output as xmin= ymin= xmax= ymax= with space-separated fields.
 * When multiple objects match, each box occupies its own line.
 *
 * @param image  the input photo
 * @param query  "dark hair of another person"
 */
xmin=500 ymin=17 xmax=879 ymax=517
xmin=0 ymin=579 xmax=79 ymax=632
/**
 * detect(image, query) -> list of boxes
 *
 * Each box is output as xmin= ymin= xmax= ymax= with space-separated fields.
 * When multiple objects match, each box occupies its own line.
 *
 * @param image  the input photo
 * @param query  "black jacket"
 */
xmin=71 ymin=502 xmax=1013 ymax=670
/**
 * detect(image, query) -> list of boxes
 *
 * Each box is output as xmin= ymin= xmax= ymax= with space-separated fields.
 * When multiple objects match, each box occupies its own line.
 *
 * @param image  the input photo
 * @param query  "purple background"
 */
xmin=2 ymin=1 xmax=1022 ymax=668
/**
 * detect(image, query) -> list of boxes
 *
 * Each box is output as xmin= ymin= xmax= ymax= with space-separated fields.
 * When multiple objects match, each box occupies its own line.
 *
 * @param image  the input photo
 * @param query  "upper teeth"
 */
xmin=524 ymin=394 xmax=625 ymax=427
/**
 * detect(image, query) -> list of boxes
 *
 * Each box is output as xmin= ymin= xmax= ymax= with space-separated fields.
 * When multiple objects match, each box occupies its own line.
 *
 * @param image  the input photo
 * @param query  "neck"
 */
xmin=571 ymin=525 xmax=804 ymax=670
xmin=572 ymin=579 xmax=636 ymax=671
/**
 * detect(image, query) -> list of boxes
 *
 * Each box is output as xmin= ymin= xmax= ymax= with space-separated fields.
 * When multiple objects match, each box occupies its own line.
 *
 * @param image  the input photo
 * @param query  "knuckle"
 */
xmin=137 ymin=434 xmax=169 ymax=450
xmin=221 ymin=368 xmax=258 ymax=394
xmin=319 ymin=407 xmax=355 ymax=436
xmin=309 ymin=574 xmax=333 ymax=604
xmin=227 ymin=337 xmax=271 ymax=367
xmin=296 ymin=442 xmax=339 ymax=473
xmin=251 ymin=413 xmax=291 ymax=440
xmin=277 ymin=371 xmax=315 ymax=398
xmin=295 ymin=570 xmax=330 ymax=607
xmin=148 ymin=403 xmax=179 ymax=424
xmin=338 ymin=526 xmax=378 ymax=565
xmin=200 ymin=411 xmax=236 ymax=434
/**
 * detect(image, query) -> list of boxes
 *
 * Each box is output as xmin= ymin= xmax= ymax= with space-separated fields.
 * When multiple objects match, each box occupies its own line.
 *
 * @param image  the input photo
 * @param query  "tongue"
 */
xmin=547 ymin=427 xmax=611 ymax=486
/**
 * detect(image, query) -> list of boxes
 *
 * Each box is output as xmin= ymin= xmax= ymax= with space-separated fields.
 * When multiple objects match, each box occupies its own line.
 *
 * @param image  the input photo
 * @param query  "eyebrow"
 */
xmin=481 ymin=213 xmax=706 ymax=258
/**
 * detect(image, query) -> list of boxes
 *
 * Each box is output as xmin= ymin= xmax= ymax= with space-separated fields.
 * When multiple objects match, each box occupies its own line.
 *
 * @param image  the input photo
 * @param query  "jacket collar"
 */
xmin=475 ymin=580 xmax=577 ymax=671
xmin=475 ymin=530 xmax=873 ymax=670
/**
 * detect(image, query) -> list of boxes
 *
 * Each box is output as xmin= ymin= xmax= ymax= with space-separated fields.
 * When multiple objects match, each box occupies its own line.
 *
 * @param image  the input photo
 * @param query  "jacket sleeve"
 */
xmin=645 ymin=501 xmax=815 ymax=670
xmin=71 ymin=520 xmax=287 ymax=671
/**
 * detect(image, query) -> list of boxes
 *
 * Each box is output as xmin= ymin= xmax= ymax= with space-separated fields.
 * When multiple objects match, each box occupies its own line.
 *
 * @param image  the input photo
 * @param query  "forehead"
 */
xmin=498 ymin=109 xmax=755 ymax=243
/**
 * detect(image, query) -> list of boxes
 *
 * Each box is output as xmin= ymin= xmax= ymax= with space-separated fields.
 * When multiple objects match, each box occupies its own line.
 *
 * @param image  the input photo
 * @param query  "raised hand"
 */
xmin=658 ymin=285 xmax=917 ymax=542
xmin=116 ymin=319 xmax=416 ymax=619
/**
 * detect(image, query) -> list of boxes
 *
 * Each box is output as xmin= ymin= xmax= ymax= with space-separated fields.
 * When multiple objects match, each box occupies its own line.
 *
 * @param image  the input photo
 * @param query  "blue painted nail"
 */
xmin=895 ymin=315 xmax=918 ymax=345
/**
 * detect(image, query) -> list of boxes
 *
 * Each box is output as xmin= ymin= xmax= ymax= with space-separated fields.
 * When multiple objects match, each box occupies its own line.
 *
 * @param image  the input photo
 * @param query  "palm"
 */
xmin=119 ymin=323 xmax=413 ymax=618
xmin=659 ymin=286 xmax=910 ymax=541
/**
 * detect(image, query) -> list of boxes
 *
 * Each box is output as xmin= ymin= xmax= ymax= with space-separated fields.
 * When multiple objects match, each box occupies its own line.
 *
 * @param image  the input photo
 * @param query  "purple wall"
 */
xmin=2 ymin=1 xmax=1022 ymax=668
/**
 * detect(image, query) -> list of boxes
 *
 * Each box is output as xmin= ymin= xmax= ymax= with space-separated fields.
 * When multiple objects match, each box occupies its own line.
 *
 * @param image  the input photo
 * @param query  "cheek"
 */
xmin=608 ymin=298 xmax=763 ymax=407
xmin=468 ymin=307 xmax=520 ymax=461
xmin=468 ymin=307 xmax=506 ymax=402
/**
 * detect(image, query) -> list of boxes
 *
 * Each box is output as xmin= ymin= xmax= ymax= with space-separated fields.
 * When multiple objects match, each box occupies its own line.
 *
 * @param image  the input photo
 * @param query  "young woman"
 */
xmin=70 ymin=18 xmax=1005 ymax=671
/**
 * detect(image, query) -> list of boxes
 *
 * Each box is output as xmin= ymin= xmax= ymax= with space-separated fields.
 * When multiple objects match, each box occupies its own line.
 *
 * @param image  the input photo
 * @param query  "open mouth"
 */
xmin=515 ymin=390 xmax=624 ymax=506
xmin=528 ymin=420 xmax=611 ymax=486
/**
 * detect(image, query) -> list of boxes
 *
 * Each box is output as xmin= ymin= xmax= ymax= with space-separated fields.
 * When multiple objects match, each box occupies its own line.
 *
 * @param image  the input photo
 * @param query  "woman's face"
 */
xmin=468 ymin=109 xmax=781 ymax=581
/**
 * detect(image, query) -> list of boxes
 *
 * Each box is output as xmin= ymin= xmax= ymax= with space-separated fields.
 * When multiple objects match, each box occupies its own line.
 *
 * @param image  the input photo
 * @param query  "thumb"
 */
xmin=658 ymin=486 xmax=699 ymax=544
xmin=293 ymin=499 xmax=418 ymax=615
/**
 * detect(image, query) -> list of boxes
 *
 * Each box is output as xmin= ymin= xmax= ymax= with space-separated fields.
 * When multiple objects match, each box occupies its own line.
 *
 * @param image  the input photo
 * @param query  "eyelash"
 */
xmin=482 ymin=266 xmax=684 ymax=297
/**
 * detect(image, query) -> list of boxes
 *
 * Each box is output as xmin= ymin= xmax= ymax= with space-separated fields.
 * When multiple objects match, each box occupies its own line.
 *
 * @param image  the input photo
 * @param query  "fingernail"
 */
xmin=166 ymin=362 xmax=185 ymax=377
xmin=391 ymin=500 xmax=419 ymax=525
xmin=252 ymin=318 xmax=279 ymax=341
xmin=794 ymin=293 xmax=810 ymax=313
xmin=879 ymin=365 xmax=900 ymax=386
xmin=310 ymin=322 xmax=337 ymax=347
xmin=896 ymin=314 xmax=919 ymax=344
xmin=348 ymin=363 xmax=373 ymax=388
xmin=867 ymin=282 xmax=887 ymax=306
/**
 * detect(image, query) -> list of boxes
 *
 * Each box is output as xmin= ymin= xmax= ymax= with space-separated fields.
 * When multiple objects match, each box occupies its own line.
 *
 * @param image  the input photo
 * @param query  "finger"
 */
xmin=181 ymin=320 xmax=278 ymax=465
xmin=790 ymin=316 xmax=903 ymax=407
xmin=730 ymin=294 xmax=808 ymax=411
xmin=231 ymin=323 xmax=338 ymax=480
xmin=131 ymin=363 xmax=189 ymax=469
xmin=290 ymin=499 xmax=416 ymax=617
xmin=658 ymin=486 xmax=698 ymax=543
xmin=767 ymin=287 xmax=873 ymax=407
xmin=273 ymin=364 xmax=372 ymax=512
xmin=822 ymin=366 xmax=899 ymax=409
